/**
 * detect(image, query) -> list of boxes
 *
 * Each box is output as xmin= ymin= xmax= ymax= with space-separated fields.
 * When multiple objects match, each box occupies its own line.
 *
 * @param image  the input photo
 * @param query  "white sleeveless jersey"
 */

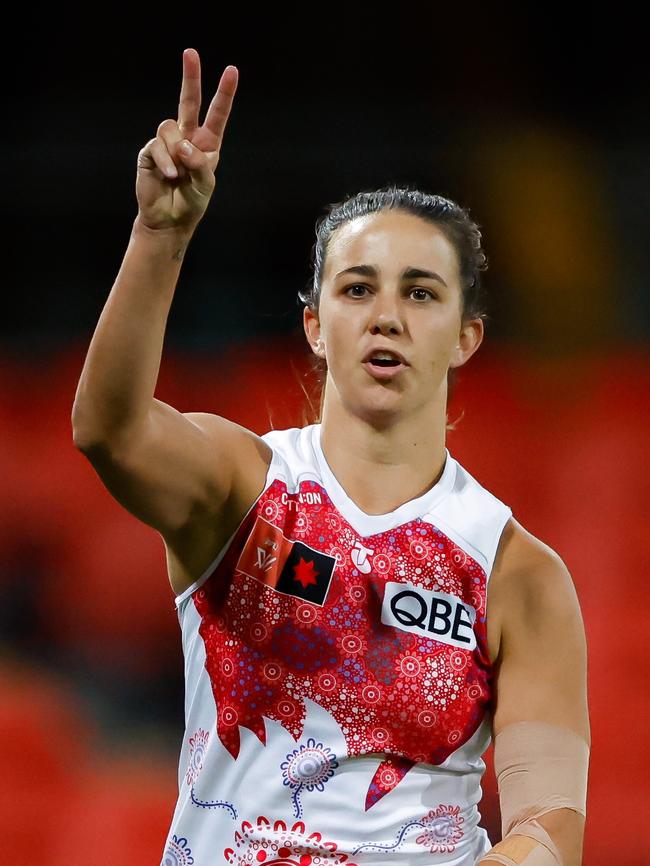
xmin=160 ymin=423 xmax=512 ymax=866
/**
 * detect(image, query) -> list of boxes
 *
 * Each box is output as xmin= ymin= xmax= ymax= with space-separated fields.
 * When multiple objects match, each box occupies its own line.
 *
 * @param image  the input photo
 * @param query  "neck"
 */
xmin=318 ymin=388 xmax=449 ymax=515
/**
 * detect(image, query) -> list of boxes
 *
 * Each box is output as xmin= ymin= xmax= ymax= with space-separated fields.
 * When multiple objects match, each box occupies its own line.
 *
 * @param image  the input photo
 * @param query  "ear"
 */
xmin=449 ymin=317 xmax=484 ymax=369
xmin=303 ymin=305 xmax=324 ymax=357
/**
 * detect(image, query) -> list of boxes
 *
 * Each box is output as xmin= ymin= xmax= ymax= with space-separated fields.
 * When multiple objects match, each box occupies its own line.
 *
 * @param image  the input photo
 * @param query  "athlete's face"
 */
xmin=303 ymin=210 xmax=484 ymax=420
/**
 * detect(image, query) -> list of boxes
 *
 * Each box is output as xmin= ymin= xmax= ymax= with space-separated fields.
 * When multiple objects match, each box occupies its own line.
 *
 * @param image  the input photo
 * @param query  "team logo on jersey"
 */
xmin=381 ymin=581 xmax=477 ymax=650
xmin=350 ymin=540 xmax=374 ymax=574
xmin=236 ymin=515 xmax=336 ymax=606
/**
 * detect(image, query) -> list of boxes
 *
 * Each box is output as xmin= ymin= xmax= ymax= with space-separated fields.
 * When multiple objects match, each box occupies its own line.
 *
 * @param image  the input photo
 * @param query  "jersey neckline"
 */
xmin=310 ymin=422 xmax=457 ymax=536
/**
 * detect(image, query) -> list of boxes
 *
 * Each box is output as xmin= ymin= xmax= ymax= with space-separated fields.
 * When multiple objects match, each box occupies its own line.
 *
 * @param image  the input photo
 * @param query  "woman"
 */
xmin=72 ymin=49 xmax=590 ymax=866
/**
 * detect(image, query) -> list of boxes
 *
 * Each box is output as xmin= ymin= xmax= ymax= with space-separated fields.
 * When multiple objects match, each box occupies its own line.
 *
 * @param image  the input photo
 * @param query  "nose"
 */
xmin=369 ymin=295 xmax=404 ymax=335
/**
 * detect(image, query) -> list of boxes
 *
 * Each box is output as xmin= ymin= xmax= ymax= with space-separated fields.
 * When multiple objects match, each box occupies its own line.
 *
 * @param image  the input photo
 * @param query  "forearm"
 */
xmin=72 ymin=216 xmax=194 ymax=447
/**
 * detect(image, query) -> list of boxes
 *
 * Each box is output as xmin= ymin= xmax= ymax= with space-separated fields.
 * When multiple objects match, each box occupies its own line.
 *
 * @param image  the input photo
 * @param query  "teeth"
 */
xmin=371 ymin=352 xmax=398 ymax=361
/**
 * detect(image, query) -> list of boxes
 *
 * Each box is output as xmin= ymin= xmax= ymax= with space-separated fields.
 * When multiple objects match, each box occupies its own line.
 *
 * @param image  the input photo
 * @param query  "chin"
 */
xmin=342 ymin=395 xmax=407 ymax=427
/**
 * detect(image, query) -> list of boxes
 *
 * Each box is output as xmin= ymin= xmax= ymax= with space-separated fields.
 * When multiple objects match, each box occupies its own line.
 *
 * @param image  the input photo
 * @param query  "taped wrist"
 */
xmin=486 ymin=720 xmax=590 ymax=865
xmin=481 ymin=819 xmax=561 ymax=864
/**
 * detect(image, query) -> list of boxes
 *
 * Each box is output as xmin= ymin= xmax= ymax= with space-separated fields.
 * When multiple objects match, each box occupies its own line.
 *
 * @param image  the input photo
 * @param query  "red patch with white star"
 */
xmin=236 ymin=515 xmax=336 ymax=605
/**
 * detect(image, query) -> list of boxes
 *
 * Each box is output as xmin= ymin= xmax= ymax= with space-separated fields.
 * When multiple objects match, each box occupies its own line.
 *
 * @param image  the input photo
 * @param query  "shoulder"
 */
xmin=184 ymin=412 xmax=273 ymax=463
xmin=490 ymin=518 xmax=580 ymax=632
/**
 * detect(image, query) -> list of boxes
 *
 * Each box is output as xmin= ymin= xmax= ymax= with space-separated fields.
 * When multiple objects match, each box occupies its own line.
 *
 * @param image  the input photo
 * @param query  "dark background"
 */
xmin=7 ymin=11 xmax=649 ymax=353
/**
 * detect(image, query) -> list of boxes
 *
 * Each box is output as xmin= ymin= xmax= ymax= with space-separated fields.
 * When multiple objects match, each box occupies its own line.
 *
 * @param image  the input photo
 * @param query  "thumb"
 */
xmin=176 ymin=139 xmax=215 ymax=192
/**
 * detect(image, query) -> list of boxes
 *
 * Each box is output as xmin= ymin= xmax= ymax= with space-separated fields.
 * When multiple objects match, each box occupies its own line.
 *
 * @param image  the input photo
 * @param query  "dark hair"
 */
xmin=295 ymin=183 xmax=489 ymax=428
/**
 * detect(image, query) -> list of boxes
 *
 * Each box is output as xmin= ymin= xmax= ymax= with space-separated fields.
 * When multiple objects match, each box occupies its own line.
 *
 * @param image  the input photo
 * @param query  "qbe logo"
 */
xmin=381 ymin=581 xmax=477 ymax=650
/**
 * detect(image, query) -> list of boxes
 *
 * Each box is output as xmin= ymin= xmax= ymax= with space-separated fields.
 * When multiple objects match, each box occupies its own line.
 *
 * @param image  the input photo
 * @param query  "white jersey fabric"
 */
xmin=160 ymin=423 xmax=512 ymax=866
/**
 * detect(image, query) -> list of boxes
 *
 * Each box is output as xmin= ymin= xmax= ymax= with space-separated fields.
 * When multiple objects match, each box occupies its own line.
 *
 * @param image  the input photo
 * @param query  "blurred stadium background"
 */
xmin=2 ymin=11 xmax=649 ymax=865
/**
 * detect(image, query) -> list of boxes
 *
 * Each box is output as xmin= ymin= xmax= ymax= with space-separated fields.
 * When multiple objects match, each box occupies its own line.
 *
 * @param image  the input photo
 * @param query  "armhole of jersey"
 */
xmin=174 ymin=442 xmax=285 ymax=611
xmin=486 ymin=506 xmax=513 ymax=584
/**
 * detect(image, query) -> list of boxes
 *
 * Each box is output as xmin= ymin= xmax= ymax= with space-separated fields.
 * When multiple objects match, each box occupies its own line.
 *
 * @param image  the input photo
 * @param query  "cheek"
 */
xmin=431 ymin=314 xmax=461 ymax=346
xmin=326 ymin=334 xmax=351 ymax=367
xmin=422 ymin=328 xmax=459 ymax=367
xmin=323 ymin=316 xmax=352 ymax=355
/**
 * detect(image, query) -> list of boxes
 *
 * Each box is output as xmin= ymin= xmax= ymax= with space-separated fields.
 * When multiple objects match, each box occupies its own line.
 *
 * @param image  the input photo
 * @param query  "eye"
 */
xmin=344 ymin=284 xmax=436 ymax=301
xmin=345 ymin=284 xmax=368 ymax=298
xmin=410 ymin=287 xmax=436 ymax=301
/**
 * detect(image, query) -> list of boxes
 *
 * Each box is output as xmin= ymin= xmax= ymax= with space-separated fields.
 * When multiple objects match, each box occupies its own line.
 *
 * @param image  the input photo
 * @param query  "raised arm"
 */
xmin=71 ymin=51 xmax=262 ymax=544
xmin=73 ymin=48 xmax=237 ymax=444
xmin=478 ymin=519 xmax=591 ymax=866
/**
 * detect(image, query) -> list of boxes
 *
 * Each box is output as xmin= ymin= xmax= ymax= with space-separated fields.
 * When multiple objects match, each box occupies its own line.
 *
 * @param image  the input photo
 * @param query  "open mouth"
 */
xmin=369 ymin=358 xmax=401 ymax=367
xmin=362 ymin=359 xmax=407 ymax=379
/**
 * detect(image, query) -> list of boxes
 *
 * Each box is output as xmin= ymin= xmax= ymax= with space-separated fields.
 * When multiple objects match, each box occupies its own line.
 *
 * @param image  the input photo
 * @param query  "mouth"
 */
xmin=362 ymin=359 xmax=409 ymax=380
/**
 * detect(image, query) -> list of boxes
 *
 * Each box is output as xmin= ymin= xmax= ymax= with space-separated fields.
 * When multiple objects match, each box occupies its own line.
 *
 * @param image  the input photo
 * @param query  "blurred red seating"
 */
xmin=0 ymin=658 xmax=93 ymax=865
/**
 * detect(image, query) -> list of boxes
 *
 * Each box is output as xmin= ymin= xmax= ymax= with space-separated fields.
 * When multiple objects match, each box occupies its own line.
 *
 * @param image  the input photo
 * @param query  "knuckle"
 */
xmin=154 ymin=136 xmax=174 ymax=159
xmin=137 ymin=143 xmax=154 ymax=164
xmin=139 ymin=137 xmax=156 ymax=155
xmin=157 ymin=118 xmax=179 ymax=135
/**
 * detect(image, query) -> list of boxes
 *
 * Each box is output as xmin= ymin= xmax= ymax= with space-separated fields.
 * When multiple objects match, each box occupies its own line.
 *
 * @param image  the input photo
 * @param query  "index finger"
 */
xmin=178 ymin=48 xmax=201 ymax=139
xmin=201 ymin=65 xmax=239 ymax=148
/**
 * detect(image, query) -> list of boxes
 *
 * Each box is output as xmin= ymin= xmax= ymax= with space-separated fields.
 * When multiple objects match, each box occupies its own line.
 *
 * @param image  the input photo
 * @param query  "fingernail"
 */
xmin=180 ymin=140 xmax=192 ymax=154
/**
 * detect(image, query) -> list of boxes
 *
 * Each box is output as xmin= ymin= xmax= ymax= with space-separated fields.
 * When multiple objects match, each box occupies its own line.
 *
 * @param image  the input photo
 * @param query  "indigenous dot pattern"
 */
xmin=193 ymin=478 xmax=492 ymax=809
xmin=351 ymin=803 xmax=465 ymax=857
xmin=223 ymin=815 xmax=358 ymax=865
xmin=185 ymin=728 xmax=209 ymax=786
xmin=162 ymin=834 xmax=194 ymax=866
xmin=280 ymin=736 xmax=339 ymax=819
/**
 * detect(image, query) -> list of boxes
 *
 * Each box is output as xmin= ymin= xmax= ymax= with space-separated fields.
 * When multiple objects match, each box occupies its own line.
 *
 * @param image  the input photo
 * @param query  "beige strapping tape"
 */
xmin=482 ymin=818 xmax=562 ymax=864
xmin=493 ymin=719 xmax=590 ymax=837
xmin=482 ymin=846 xmax=558 ymax=865
xmin=510 ymin=819 xmax=563 ymax=862
xmin=482 ymin=833 xmax=539 ymax=864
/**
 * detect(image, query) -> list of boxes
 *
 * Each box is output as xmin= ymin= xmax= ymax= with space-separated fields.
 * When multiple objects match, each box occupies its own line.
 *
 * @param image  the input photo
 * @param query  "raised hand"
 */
xmin=135 ymin=49 xmax=238 ymax=232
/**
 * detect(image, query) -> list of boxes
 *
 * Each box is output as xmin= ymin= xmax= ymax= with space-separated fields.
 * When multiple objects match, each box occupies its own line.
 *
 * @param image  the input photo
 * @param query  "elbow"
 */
xmin=71 ymin=405 xmax=110 ymax=454
xmin=71 ymin=403 xmax=95 ymax=451
xmin=71 ymin=406 xmax=88 ymax=450
xmin=71 ymin=408 xmax=140 ymax=459
xmin=72 ymin=429 xmax=101 ymax=454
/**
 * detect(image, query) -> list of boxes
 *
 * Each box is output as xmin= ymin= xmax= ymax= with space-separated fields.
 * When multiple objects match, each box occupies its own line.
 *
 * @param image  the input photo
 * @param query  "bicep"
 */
xmin=77 ymin=399 xmax=245 ymax=537
xmin=491 ymin=545 xmax=590 ymax=744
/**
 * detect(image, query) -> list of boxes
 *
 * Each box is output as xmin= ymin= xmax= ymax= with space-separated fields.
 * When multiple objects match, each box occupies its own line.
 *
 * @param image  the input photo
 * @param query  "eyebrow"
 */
xmin=334 ymin=264 xmax=448 ymax=288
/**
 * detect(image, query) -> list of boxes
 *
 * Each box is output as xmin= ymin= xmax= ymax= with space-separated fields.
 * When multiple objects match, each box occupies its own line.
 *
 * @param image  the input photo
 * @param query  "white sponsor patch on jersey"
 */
xmin=381 ymin=581 xmax=477 ymax=650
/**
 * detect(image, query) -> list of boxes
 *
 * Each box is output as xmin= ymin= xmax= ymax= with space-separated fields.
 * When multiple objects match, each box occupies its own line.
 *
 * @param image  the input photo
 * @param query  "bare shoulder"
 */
xmin=163 ymin=413 xmax=274 ymax=597
xmin=488 ymin=518 xmax=583 ymax=662
xmin=177 ymin=412 xmax=275 ymax=531
xmin=183 ymin=412 xmax=273 ymax=476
